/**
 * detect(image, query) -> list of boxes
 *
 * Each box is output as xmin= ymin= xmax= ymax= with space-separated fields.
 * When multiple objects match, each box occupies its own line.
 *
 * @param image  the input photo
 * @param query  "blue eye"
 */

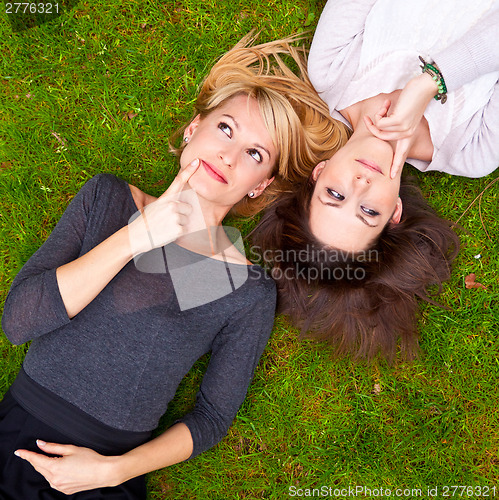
xmin=248 ymin=148 xmax=262 ymax=163
xmin=326 ymin=188 xmax=345 ymax=201
xmin=218 ymin=122 xmax=232 ymax=137
xmin=361 ymin=206 xmax=380 ymax=217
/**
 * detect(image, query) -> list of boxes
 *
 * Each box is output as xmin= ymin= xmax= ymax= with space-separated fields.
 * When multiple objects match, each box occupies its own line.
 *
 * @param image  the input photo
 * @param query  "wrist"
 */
xmin=103 ymin=455 xmax=129 ymax=487
xmin=419 ymin=56 xmax=447 ymax=103
xmin=109 ymin=451 xmax=147 ymax=485
xmin=416 ymin=72 xmax=440 ymax=100
xmin=127 ymin=214 xmax=155 ymax=257
xmin=114 ymin=225 xmax=137 ymax=262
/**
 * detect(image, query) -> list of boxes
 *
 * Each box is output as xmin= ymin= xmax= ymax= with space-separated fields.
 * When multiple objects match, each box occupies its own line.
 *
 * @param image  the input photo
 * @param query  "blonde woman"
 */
xmin=0 ymin=37 xmax=346 ymax=499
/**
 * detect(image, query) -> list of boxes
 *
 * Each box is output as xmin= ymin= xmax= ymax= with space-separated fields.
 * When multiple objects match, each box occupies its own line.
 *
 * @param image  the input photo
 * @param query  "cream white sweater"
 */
xmin=309 ymin=0 xmax=499 ymax=178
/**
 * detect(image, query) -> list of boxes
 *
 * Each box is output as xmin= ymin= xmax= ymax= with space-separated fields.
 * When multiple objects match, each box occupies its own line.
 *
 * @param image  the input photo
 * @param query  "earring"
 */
xmin=248 ymin=192 xmax=255 ymax=198
xmin=183 ymin=137 xmax=188 ymax=143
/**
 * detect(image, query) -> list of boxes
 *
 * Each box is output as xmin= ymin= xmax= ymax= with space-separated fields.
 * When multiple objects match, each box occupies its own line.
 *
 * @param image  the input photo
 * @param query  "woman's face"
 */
xmin=309 ymin=134 xmax=403 ymax=252
xmin=180 ymin=94 xmax=276 ymax=209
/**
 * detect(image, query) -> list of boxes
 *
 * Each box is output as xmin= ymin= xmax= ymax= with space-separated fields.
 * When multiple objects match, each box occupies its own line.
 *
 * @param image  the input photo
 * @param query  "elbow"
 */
xmin=1 ymin=307 xmax=29 ymax=345
xmin=307 ymin=55 xmax=327 ymax=93
xmin=1 ymin=325 xmax=25 ymax=346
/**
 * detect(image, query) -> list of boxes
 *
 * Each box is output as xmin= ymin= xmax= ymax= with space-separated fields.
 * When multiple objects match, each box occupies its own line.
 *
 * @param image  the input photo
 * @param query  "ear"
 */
xmin=250 ymin=176 xmax=275 ymax=198
xmin=311 ymin=161 xmax=326 ymax=182
xmin=183 ymin=114 xmax=201 ymax=141
xmin=389 ymin=196 xmax=403 ymax=225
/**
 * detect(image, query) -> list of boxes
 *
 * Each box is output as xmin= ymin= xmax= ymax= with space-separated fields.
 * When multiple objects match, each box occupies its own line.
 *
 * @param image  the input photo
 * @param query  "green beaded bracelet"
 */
xmin=419 ymin=56 xmax=447 ymax=104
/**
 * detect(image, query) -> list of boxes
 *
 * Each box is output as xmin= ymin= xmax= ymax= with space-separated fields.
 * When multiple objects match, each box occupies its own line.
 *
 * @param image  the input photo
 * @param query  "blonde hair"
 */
xmin=170 ymin=33 xmax=350 ymax=217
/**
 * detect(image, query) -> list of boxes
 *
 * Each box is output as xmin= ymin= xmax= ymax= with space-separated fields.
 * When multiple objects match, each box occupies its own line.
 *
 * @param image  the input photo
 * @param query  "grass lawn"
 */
xmin=1 ymin=1 xmax=498 ymax=498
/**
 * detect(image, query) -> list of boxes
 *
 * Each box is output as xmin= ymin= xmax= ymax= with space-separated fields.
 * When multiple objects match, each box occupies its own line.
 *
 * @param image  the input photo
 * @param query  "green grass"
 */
xmin=1 ymin=1 xmax=498 ymax=499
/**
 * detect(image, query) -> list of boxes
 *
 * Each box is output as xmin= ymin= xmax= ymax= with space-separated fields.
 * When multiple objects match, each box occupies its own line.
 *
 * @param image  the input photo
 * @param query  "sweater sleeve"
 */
xmin=1 ymin=175 xmax=108 ymax=345
xmin=431 ymin=9 xmax=499 ymax=92
xmin=308 ymin=0 xmax=378 ymax=98
xmin=178 ymin=275 xmax=276 ymax=458
xmin=427 ymin=81 xmax=499 ymax=177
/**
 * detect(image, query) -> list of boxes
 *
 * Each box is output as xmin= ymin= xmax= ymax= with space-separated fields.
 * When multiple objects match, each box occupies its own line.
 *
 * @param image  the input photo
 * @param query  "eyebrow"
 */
xmin=221 ymin=114 xmax=272 ymax=160
xmin=319 ymin=198 xmax=379 ymax=228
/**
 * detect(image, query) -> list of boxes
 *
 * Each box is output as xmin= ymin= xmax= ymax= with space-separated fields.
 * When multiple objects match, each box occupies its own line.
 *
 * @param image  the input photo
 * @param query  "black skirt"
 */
xmin=0 ymin=390 xmax=148 ymax=500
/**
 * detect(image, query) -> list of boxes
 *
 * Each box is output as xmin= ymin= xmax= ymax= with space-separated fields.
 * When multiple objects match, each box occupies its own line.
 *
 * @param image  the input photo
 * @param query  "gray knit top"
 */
xmin=2 ymin=174 xmax=276 ymax=458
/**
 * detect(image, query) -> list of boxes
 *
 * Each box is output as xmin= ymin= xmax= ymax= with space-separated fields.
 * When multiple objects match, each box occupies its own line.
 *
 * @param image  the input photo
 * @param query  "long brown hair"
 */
xmin=251 ymin=176 xmax=460 ymax=362
xmin=170 ymin=34 xmax=350 ymax=217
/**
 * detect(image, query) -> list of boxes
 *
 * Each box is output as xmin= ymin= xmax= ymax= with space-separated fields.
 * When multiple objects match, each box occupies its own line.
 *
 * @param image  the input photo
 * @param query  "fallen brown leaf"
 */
xmin=465 ymin=273 xmax=487 ymax=290
xmin=123 ymin=111 xmax=138 ymax=121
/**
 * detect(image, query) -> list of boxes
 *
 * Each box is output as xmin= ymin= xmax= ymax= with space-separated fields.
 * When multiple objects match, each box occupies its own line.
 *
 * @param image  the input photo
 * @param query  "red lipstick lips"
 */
xmin=356 ymin=159 xmax=383 ymax=175
xmin=201 ymin=160 xmax=228 ymax=183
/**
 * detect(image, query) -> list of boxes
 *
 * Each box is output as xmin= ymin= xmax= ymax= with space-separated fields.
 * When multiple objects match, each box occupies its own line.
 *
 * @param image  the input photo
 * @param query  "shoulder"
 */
xmin=217 ymin=264 xmax=277 ymax=315
xmin=128 ymin=183 xmax=157 ymax=211
xmin=76 ymin=174 xmax=131 ymax=207
xmin=83 ymin=173 xmax=127 ymax=193
xmin=69 ymin=174 xmax=137 ymax=229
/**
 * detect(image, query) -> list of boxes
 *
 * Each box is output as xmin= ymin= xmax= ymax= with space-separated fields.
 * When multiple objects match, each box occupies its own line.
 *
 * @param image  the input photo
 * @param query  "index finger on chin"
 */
xmin=169 ymin=159 xmax=200 ymax=196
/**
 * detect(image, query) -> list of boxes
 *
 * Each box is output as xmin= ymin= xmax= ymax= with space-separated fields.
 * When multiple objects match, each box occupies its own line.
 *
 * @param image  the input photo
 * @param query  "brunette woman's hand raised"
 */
xmin=128 ymin=158 xmax=203 ymax=256
xmin=363 ymin=73 xmax=438 ymax=178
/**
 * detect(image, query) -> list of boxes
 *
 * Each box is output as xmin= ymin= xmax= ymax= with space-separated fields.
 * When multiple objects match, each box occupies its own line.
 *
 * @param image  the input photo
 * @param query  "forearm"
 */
xmin=432 ymin=9 xmax=499 ymax=91
xmin=410 ymin=72 xmax=439 ymax=107
xmin=56 ymin=225 xmax=133 ymax=318
xmin=15 ymin=423 xmax=194 ymax=495
xmin=110 ymin=423 xmax=193 ymax=485
xmin=308 ymin=0 xmax=377 ymax=92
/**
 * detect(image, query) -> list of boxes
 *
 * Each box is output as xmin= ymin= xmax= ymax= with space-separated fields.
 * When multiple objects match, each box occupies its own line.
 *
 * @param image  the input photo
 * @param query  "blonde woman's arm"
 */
xmin=2 ymin=161 xmax=199 ymax=344
xmin=14 ymin=423 xmax=193 ymax=495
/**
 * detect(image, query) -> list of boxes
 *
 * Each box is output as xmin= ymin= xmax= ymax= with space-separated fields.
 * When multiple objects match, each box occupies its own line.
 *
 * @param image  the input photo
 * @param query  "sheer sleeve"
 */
xmin=178 ymin=274 xmax=276 ymax=458
xmin=2 ymin=175 xmax=106 ymax=344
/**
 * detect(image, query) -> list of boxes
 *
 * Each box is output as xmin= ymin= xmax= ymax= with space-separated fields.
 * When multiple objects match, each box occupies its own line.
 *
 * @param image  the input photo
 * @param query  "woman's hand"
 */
xmin=128 ymin=158 xmax=203 ymax=256
xmin=364 ymin=73 xmax=438 ymax=178
xmin=15 ymin=440 xmax=122 ymax=495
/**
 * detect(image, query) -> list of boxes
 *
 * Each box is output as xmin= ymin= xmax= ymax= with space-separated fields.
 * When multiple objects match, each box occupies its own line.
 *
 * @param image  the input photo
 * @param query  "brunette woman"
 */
xmin=252 ymin=0 xmax=498 ymax=360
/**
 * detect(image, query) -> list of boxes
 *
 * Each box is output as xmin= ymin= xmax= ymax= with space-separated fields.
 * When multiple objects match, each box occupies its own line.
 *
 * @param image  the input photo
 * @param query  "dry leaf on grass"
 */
xmin=465 ymin=273 xmax=487 ymax=290
xmin=122 ymin=111 xmax=138 ymax=121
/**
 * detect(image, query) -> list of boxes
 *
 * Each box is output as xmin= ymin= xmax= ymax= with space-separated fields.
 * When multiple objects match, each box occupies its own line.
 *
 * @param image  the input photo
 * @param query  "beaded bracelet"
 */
xmin=419 ymin=56 xmax=447 ymax=104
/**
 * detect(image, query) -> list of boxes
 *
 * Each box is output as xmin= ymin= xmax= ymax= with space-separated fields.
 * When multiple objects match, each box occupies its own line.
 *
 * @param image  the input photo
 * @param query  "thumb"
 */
xmin=390 ymin=140 xmax=409 ymax=179
xmin=36 ymin=440 xmax=75 ymax=456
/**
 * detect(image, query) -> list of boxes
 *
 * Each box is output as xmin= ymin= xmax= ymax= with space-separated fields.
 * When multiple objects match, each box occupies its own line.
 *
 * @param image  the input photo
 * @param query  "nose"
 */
xmin=354 ymin=174 xmax=371 ymax=185
xmin=219 ymin=150 xmax=236 ymax=169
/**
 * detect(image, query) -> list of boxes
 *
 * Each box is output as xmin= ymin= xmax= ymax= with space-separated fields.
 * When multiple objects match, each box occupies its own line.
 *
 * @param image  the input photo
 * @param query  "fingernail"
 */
xmin=14 ymin=451 xmax=21 ymax=457
xmin=191 ymin=158 xmax=199 ymax=166
xmin=37 ymin=440 xmax=46 ymax=446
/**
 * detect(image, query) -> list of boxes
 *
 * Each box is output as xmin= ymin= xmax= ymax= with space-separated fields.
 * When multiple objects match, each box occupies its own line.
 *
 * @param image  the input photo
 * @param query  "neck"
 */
xmin=139 ymin=185 xmax=233 ymax=255
xmin=175 ymin=188 xmax=238 ymax=258
xmin=190 ymin=193 xmax=230 ymax=230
